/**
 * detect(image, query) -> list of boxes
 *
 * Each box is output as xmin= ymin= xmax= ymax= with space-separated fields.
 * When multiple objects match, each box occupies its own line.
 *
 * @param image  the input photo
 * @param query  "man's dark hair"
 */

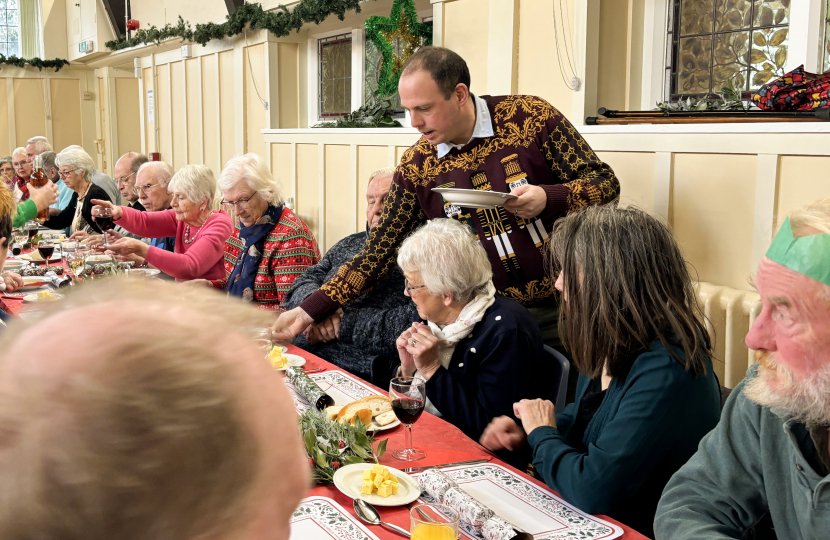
xmin=401 ymin=46 xmax=470 ymax=100
xmin=130 ymin=154 xmax=150 ymax=174
xmin=41 ymin=151 xmax=57 ymax=172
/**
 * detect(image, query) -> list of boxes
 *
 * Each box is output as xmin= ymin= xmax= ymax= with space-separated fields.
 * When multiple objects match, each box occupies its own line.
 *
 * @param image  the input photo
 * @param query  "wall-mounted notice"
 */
xmin=147 ymin=90 xmax=155 ymax=124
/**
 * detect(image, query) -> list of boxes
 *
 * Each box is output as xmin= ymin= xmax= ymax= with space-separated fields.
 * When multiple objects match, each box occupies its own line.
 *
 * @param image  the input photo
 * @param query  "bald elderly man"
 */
xmin=655 ymin=198 xmax=830 ymax=539
xmin=0 ymin=281 xmax=309 ymax=539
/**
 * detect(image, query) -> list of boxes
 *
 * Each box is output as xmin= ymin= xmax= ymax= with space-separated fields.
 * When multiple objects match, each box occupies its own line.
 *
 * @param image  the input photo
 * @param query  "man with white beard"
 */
xmin=654 ymin=199 xmax=830 ymax=539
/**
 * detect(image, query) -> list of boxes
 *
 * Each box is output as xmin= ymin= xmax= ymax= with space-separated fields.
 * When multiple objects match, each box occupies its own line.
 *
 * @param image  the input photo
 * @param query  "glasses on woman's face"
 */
xmin=134 ymin=182 xmax=161 ymax=195
xmin=221 ymin=191 xmax=258 ymax=210
xmin=58 ymin=169 xmax=79 ymax=178
xmin=404 ymin=280 xmax=427 ymax=295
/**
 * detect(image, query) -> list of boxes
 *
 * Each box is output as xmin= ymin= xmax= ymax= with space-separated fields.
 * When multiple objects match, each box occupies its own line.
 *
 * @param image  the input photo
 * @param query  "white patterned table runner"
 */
xmin=416 ymin=463 xmax=623 ymax=540
xmin=290 ymin=496 xmax=381 ymax=540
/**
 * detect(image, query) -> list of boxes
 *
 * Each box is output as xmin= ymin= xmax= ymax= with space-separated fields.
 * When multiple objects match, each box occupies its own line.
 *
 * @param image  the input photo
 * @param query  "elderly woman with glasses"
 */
xmin=91 ymin=164 xmax=233 ymax=281
xmin=394 ymin=218 xmax=551 ymax=441
xmin=43 ymin=147 xmax=112 ymax=235
xmin=190 ymin=153 xmax=319 ymax=309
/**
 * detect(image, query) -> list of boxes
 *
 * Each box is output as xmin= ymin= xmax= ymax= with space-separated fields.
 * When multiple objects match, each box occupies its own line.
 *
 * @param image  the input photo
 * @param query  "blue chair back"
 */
xmin=543 ymin=345 xmax=570 ymax=413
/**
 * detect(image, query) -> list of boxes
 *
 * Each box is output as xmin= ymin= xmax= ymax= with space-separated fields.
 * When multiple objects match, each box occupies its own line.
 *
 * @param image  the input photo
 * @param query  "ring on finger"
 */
xmin=411 ymin=339 xmax=418 ymax=346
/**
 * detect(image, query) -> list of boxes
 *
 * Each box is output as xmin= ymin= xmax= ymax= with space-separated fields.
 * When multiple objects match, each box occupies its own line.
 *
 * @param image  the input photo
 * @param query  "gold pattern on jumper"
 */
xmin=320 ymin=183 xmax=425 ymax=305
xmin=503 ymin=276 xmax=556 ymax=305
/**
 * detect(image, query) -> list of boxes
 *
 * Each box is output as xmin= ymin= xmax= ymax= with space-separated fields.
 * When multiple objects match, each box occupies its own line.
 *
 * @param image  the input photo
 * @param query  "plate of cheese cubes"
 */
xmin=333 ymin=463 xmax=421 ymax=506
xmin=266 ymin=346 xmax=306 ymax=370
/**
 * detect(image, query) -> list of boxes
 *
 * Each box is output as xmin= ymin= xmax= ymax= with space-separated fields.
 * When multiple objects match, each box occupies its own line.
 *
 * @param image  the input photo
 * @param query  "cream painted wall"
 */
xmin=777 ymin=156 xmax=830 ymax=229
xmin=595 ymin=151 xmax=654 ymax=211
xmin=516 ymin=0 xmax=575 ymax=118
xmin=596 ymin=0 xmax=628 ymax=113
xmin=442 ymin=0 xmax=490 ymax=96
xmin=278 ymin=43 xmax=300 ymax=129
xmin=245 ymin=44 xmax=268 ymax=161
xmin=131 ymin=0 xmax=229 ymax=29
xmin=356 ymin=145 xmax=390 ymax=230
xmin=0 ymin=69 xmax=95 ymax=162
xmin=324 ymin=145 xmax=353 ymax=252
xmin=296 ymin=143 xmax=321 ymax=240
xmin=201 ymin=55 xmax=220 ymax=172
xmin=114 ymin=78 xmax=141 ymax=157
xmin=672 ymin=154 xmax=758 ymax=290
xmin=185 ymin=58 xmax=203 ymax=164
xmin=219 ymin=49 xmax=236 ymax=168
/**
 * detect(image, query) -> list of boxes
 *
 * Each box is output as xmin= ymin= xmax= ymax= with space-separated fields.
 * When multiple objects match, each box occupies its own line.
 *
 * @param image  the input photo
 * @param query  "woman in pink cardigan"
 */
xmin=90 ymin=164 xmax=232 ymax=281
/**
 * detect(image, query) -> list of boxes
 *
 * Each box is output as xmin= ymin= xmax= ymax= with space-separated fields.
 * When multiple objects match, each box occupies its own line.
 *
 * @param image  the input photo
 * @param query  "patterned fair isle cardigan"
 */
xmin=211 ymin=206 xmax=320 ymax=310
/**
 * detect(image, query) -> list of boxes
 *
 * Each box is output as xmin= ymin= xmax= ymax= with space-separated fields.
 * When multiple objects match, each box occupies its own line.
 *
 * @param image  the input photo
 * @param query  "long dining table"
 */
xmin=283 ymin=344 xmax=648 ymax=540
xmin=0 ymin=257 xmax=648 ymax=539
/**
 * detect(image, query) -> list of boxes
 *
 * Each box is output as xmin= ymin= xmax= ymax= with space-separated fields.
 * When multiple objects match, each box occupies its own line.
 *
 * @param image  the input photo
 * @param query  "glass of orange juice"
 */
xmin=410 ymin=503 xmax=459 ymax=540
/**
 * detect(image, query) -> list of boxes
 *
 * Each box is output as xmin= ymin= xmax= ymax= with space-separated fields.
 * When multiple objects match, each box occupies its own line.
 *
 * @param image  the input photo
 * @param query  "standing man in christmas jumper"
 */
xmin=273 ymin=46 xmax=620 ymax=355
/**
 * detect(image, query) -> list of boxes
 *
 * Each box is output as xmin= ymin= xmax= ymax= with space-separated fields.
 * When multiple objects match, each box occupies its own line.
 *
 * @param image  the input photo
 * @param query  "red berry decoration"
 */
xmin=338 ymin=440 xmax=346 ymax=449
xmin=308 ymin=457 xmax=316 ymax=467
xmin=331 ymin=461 xmax=341 ymax=469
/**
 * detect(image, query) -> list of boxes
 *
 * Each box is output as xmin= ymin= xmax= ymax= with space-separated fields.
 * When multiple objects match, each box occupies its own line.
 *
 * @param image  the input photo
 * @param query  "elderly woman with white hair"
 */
xmin=193 ymin=153 xmax=318 ymax=309
xmin=395 ymin=218 xmax=551 ymax=441
xmin=43 ymin=147 xmax=112 ymax=235
xmin=91 ymin=164 xmax=233 ymax=281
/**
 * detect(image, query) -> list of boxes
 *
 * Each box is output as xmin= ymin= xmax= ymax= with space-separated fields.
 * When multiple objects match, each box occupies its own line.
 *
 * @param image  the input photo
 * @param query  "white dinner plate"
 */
xmin=2 ymin=260 xmax=28 ymax=271
xmin=126 ymin=268 xmax=161 ymax=277
xmin=18 ymin=276 xmax=52 ymax=291
xmin=85 ymin=254 xmax=115 ymax=263
xmin=23 ymin=292 xmax=64 ymax=303
xmin=432 ymin=187 xmax=518 ymax=209
xmin=333 ymin=463 xmax=422 ymax=506
xmin=17 ymin=251 xmax=61 ymax=263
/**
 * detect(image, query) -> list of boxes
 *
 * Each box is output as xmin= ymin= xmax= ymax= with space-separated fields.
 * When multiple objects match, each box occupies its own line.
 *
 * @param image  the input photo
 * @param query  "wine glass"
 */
xmin=389 ymin=376 xmax=427 ymax=461
xmin=12 ymin=229 xmax=27 ymax=256
xmin=92 ymin=206 xmax=115 ymax=247
xmin=25 ymin=221 xmax=39 ymax=245
xmin=410 ymin=504 xmax=459 ymax=540
xmin=37 ymin=240 xmax=55 ymax=270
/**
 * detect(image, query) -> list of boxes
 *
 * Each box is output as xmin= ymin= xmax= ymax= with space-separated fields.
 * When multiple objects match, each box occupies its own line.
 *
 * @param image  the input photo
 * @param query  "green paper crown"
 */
xmin=766 ymin=217 xmax=830 ymax=287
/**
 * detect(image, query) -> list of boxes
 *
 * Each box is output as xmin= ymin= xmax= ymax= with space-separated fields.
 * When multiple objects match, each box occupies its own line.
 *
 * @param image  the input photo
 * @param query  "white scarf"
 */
xmin=417 ymin=281 xmax=497 ymax=416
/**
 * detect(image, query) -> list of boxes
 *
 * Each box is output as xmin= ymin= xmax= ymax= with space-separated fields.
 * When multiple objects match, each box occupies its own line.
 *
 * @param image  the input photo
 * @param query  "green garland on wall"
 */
xmin=105 ymin=1 xmax=363 ymax=51
xmin=0 ymin=54 xmax=70 ymax=72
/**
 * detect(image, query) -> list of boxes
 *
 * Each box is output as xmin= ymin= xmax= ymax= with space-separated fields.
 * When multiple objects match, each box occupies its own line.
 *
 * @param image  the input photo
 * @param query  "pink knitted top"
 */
xmin=116 ymin=207 xmax=233 ymax=281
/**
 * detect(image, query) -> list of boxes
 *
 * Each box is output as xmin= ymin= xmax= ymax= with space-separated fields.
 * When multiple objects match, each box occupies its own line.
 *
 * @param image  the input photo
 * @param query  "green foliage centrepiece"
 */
xmin=300 ymin=408 xmax=388 ymax=484
xmin=105 ymin=1 xmax=364 ymax=51
xmin=314 ymin=95 xmax=402 ymax=127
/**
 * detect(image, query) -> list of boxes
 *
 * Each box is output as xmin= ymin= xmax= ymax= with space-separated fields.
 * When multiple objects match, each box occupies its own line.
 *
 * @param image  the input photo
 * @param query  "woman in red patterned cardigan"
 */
xmin=196 ymin=153 xmax=320 ymax=310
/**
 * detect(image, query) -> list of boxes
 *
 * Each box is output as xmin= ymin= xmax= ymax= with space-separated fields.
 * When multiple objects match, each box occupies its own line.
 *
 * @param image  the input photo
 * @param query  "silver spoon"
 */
xmin=353 ymin=498 xmax=411 ymax=538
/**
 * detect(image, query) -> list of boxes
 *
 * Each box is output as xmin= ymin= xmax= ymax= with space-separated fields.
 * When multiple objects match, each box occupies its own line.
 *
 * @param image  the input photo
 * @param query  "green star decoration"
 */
xmin=365 ymin=0 xmax=432 ymax=97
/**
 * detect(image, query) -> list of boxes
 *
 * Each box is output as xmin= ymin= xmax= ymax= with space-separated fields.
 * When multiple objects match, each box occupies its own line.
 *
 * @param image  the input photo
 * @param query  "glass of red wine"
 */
xmin=38 ymin=240 xmax=55 ymax=270
xmin=389 ymin=376 xmax=427 ymax=461
xmin=92 ymin=206 xmax=115 ymax=247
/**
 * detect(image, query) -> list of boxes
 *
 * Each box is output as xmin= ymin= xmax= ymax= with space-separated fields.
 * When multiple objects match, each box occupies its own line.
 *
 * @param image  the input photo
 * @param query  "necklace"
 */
xmin=183 ymin=211 xmax=213 ymax=244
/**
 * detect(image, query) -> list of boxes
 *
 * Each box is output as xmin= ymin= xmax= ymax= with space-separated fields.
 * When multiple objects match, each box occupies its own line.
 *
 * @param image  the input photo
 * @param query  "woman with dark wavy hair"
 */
xmin=480 ymin=205 xmax=721 ymax=538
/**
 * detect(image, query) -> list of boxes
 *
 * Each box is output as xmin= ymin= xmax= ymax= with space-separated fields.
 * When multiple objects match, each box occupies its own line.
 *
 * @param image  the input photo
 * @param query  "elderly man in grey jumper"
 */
xmin=655 ymin=198 xmax=830 ymax=540
xmin=285 ymin=167 xmax=416 ymax=386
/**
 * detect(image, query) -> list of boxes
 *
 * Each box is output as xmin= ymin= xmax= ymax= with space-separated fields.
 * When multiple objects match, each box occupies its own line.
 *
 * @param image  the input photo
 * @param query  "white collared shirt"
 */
xmin=436 ymin=94 xmax=495 ymax=158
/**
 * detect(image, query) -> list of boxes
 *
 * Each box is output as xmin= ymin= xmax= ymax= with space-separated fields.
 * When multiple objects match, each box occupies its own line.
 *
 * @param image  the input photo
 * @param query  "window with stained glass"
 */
xmin=364 ymin=17 xmax=433 ymax=116
xmin=665 ymin=0 xmax=790 ymax=99
xmin=319 ymin=33 xmax=352 ymax=118
xmin=0 ymin=0 xmax=20 ymax=57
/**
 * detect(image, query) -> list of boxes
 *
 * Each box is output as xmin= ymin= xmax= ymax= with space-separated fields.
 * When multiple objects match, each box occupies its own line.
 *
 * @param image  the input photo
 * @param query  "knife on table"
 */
xmin=402 ymin=459 xmax=490 ymax=473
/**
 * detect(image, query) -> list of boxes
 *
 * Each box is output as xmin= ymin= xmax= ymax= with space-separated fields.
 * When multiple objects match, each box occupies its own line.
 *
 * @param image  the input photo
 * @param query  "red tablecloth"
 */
xmin=288 ymin=345 xmax=647 ymax=540
xmin=1 ymin=254 xmax=69 ymax=316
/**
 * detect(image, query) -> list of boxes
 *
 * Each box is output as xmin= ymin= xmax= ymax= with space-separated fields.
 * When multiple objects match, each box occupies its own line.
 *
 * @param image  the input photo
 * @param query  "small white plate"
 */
xmin=23 ymin=292 xmax=64 ymax=303
xmin=127 ymin=268 xmax=161 ymax=277
xmin=85 ymin=254 xmax=115 ymax=263
xmin=18 ymin=277 xmax=51 ymax=291
xmin=333 ymin=463 xmax=422 ymax=506
xmin=432 ymin=187 xmax=518 ymax=210
xmin=272 ymin=353 xmax=307 ymax=371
